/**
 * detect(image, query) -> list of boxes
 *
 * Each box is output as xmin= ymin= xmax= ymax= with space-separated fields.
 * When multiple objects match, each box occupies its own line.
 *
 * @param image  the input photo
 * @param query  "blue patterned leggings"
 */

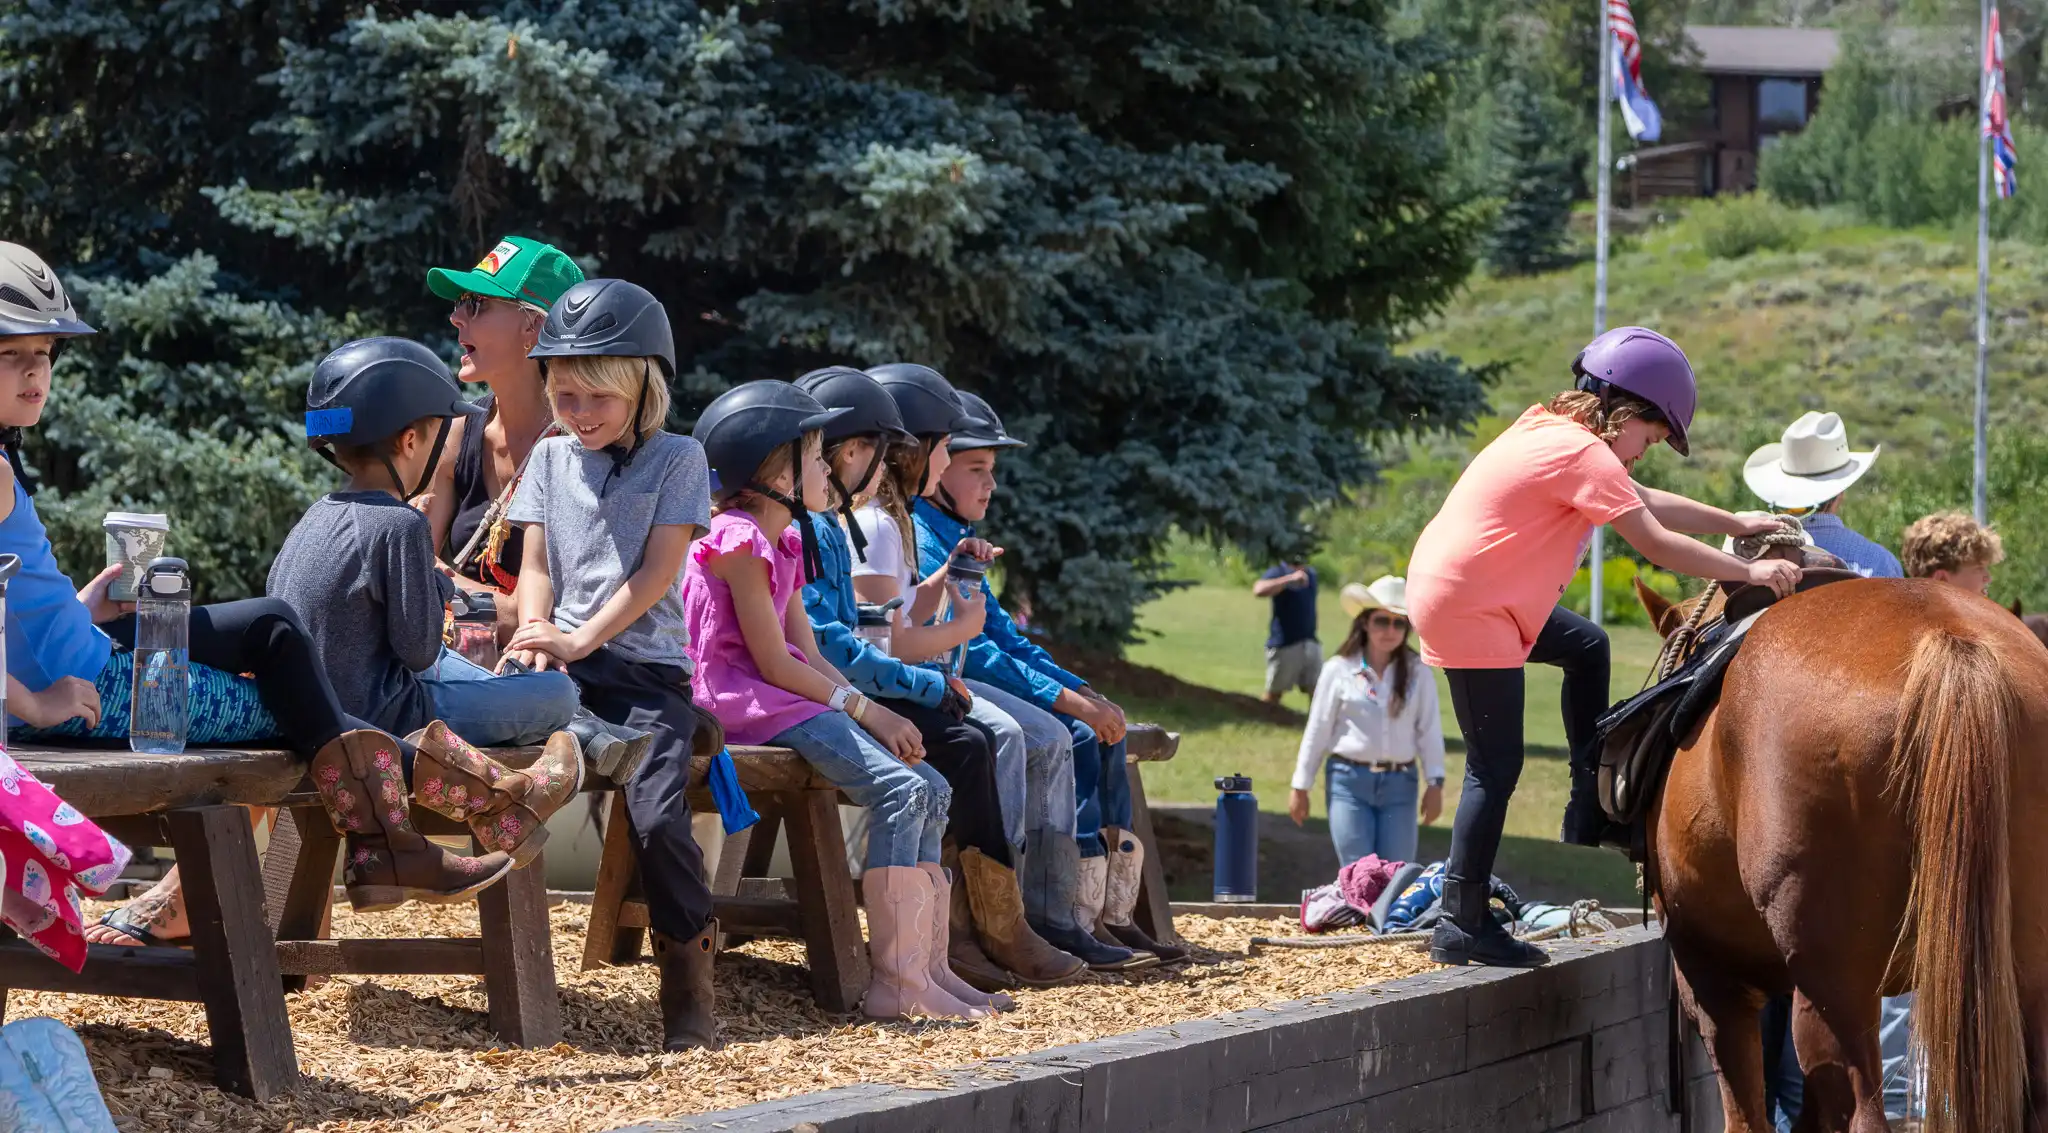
xmin=16 ymin=649 xmax=278 ymax=743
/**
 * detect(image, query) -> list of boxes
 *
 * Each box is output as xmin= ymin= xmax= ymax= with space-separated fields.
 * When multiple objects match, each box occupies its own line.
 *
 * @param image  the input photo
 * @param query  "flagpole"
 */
xmin=1974 ymin=0 xmax=1992 ymax=525
xmin=1591 ymin=0 xmax=1614 ymax=625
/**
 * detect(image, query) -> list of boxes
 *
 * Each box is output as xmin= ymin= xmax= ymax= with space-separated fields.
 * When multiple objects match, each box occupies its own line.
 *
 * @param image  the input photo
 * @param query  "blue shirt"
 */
xmin=1802 ymin=513 xmax=1902 ymax=579
xmin=799 ymin=511 xmax=945 ymax=709
xmin=1261 ymin=563 xmax=1318 ymax=648
xmin=0 ymin=481 xmax=112 ymax=708
xmin=912 ymin=497 xmax=1086 ymax=711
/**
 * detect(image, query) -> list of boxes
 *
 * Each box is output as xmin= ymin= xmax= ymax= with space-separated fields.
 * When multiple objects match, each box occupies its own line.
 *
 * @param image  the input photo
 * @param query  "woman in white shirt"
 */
xmin=1288 ymin=576 xmax=1446 ymax=866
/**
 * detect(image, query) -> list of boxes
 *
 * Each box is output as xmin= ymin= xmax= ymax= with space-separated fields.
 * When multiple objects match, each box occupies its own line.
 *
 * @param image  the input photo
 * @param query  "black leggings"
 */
xmin=1442 ymin=605 xmax=1609 ymax=886
xmin=889 ymin=698 xmax=1011 ymax=869
xmin=103 ymin=597 xmax=369 ymax=755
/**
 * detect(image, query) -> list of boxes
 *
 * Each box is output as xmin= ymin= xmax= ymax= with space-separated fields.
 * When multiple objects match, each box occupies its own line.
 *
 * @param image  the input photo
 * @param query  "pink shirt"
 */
xmin=1406 ymin=406 xmax=1645 ymax=669
xmin=681 ymin=511 xmax=829 ymax=746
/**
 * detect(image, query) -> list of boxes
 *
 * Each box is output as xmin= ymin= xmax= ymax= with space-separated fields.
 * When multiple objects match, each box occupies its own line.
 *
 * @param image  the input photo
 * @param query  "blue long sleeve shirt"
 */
xmin=799 ymin=510 xmax=945 ymax=708
xmin=912 ymin=497 xmax=1087 ymax=710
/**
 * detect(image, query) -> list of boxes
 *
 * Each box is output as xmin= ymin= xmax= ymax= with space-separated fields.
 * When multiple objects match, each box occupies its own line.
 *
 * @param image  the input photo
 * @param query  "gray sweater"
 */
xmin=267 ymin=491 xmax=454 ymax=734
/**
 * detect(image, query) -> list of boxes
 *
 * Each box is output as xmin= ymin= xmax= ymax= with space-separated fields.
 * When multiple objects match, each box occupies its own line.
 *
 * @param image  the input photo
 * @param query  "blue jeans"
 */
xmin=1064 ymin=712 xmax=1131 ymax=858
xmin=1761 ymin=994 xmax=1802 ymax=1132
xmin=418 ymin=649 xmax=580 ymax=747
xmin=774 ymin=710 xmax=950 ymax=869
xmin=1326 ymin=759 xmax=1420 ymax=866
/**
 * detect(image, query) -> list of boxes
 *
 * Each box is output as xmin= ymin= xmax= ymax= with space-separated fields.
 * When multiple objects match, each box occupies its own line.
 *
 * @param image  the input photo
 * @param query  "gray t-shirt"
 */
xmin=505 ymin=430 xmax=711 ymax=667
xmin=267 ymin=492 xmax=455 ymax=734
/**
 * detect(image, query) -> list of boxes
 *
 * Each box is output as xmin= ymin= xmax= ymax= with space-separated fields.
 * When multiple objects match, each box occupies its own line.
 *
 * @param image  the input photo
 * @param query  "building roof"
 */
xmin=1684 ymin=26 xmax=1840 ymax=76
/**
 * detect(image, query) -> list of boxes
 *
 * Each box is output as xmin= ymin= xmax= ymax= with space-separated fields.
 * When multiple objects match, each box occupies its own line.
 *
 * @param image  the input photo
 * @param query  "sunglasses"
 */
xmin=1367 ymin=614 xmax=1409 ymax=632
xmin=454 ymin=292 xmax=516 ymax=318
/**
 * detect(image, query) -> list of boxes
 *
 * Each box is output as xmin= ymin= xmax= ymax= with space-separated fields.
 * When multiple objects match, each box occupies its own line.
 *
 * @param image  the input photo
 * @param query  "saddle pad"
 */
xmin=1718 ymin=566 xmax=1867 ymax=624
xmin=1597 ymin=610 xmax=1764 ymax=825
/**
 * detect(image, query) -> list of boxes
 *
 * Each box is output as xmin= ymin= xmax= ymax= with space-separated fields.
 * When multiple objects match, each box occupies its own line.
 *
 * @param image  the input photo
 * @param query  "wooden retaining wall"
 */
xmin=617 ymin=925 xmax=1724 ymax=1133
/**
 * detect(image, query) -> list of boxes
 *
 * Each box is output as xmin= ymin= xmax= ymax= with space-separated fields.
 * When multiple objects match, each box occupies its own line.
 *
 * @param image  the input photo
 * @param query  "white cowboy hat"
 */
xmin=1742 ymin=411 xmax=1881 ymax=511
xmin=1340 ymin=575 xmax=1407 ymax=619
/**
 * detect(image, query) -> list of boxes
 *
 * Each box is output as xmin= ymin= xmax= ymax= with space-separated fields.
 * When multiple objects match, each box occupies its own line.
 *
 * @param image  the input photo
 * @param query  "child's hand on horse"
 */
xmin=76 ymin=563 xmax=135 ymax=625
xmin=1732 ymin=513 xmax=1793 ymax=538
xmin=1747 ymin=557 xmax=1801 ymax=598
xmin=860 ymin=701 xmax=926 ymax=764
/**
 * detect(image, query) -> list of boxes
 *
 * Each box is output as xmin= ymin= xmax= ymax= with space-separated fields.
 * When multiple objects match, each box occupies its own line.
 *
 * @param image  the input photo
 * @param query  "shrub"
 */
xmin=1564 ymin=556 xmax=1683 ymax=628
xmin=1689 ymin=194 xmax=1809 ymax=259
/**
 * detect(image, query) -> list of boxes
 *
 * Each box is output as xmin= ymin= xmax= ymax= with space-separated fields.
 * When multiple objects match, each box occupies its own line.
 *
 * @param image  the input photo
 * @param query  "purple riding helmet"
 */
xmin=1570 ymin=327 xmax=1697 ymax=456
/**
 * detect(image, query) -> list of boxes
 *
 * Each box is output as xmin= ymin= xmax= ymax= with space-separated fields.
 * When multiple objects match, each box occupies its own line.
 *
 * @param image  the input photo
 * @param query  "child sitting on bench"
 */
xmin=0 ymin=243 xmax=515 ymax=949
xmin=497 ymin=279 xmax=721 ymax=1052
xmin=685 ymin=379 xmax=996 ymax=1023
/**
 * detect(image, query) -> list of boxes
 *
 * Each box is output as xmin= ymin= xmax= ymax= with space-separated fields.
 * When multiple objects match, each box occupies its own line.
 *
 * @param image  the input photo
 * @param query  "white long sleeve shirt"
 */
xmin=1291 ymin=653 xmax=1447 ymax=791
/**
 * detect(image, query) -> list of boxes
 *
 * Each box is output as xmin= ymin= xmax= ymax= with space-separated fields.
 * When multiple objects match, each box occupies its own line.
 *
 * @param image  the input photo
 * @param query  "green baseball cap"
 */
xmin=426 ymin=236 xmax=584 ymax=310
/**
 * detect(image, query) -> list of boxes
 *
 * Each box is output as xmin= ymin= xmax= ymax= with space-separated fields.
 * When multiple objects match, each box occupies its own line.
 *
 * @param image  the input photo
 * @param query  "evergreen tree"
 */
xmin=1486 ymin=80 xmax=1577 ymax=275
xmin=0 ymin=0 xmax=1490 ymax=650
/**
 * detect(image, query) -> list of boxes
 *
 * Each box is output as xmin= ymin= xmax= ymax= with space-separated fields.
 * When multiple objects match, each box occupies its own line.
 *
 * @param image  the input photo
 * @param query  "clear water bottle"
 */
xmin=936 ymin=553 xmax=990 ymax=675
xmin=1213 ymin=774 xmax=1259 ymax=902
xmin=855 ymin=597 xmax=903 ymax=655
xmin=129 ymin=557 xmax=191 ymax=755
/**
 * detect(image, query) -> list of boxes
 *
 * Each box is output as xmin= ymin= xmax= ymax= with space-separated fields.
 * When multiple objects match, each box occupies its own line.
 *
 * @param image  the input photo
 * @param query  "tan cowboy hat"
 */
xmin=1340 ymin=575 xmax=1407 ymax=619
xmin=1742 ymin=411 xmax=1881 ymax=511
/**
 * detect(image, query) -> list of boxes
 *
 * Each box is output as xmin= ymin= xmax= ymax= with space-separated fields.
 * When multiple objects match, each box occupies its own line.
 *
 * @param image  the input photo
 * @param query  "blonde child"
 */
xmin=1406 ymin=327 xmax=1799 ymax=968
xmin=685 ymin=379 xmax=993 ymax=1022
xmin=1901 ymin=512 xmax=2003 ymax=594
xmin=500 ymin=279 xmax=720 ymax=1051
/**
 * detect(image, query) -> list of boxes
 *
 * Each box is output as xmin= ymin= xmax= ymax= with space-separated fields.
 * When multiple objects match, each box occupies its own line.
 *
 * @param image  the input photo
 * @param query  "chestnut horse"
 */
xmin=1635 ymin=575 xmax=2048 ymax=1132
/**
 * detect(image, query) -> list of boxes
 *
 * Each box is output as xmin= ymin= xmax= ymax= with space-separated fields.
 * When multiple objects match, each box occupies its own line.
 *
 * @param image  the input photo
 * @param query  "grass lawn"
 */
xmin=1094 ymin=583 xmax=1664 ymax=907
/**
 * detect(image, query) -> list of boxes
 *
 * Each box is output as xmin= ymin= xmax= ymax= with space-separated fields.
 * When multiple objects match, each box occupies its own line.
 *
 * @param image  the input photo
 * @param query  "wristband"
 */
xmin=828 ymin=685 xmax=853 ymax=712
xmin=849 ymin=693 xmax=869 ymax=722
xmin=1428 ymin=777 xmax=1445 ymax=789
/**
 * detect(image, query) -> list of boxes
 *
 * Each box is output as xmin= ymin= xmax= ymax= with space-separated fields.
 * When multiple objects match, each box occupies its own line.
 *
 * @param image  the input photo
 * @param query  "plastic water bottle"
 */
xmin=855 ymin=597 xmax=903 ymax=655
xmin=936 ymin=553 xmax=990 ymax=675
xmin=0 ymin=554 xmax=20 ymax=750
xmin=1213 ymin=773 xmax=1258 ymax=902
xmin=129 ymin=557 xmax=191 ymax=755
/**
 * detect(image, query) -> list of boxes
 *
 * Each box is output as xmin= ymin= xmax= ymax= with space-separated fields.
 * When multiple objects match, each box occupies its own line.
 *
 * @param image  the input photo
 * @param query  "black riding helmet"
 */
xmin=948 ymin=392 xmax=1027 ymax=452
xmin=793 ymin=366 xmax=915 ymax=563
xmin=694 ymin=381 xmax=850 ymax=581
xmin=529 ymin=278 xmax=676 ymax=491
xmin=867 ymin=362 xmax=982 ymax=498
xmin=305 ymin=336 xmax=483 ymax=499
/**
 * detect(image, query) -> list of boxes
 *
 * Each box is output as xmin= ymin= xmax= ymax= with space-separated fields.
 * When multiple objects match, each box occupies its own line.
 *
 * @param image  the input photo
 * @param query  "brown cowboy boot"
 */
xmin=958 ymin=847 xmax=1085 ymax=987
xmin=938 ymin=844 xmax=1017 ymax=995
xmin=1095 ymin=827 xmax=1188 ymax=964
xmin=410 ymin=722 xmax=583 ymax=867
xmin=924 ymin=857 xmax=1016 ymax=1011
xmin=652 ymin=918 xmax=720 ymax=1051
xmin=311 ymin=730 xmax=514 ymax=912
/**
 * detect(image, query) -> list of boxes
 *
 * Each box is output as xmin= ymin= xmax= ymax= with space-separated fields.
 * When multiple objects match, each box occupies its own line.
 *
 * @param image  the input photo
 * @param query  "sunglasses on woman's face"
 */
xmin=1368 ymin=614 xmax=1409 ymax=632
xmin=454 ymin=292 xmax=515 ymax=318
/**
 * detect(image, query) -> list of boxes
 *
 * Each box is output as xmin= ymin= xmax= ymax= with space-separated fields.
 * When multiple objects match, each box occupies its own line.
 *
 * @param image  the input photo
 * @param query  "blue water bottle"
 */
xmin=129 ymin=557 xmax=191 ymax=755
xmin=1213 ymin=773 xmax=1258 ymax=902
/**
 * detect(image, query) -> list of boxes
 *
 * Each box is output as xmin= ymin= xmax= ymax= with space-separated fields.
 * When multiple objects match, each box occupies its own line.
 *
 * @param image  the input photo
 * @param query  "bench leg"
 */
xmin=782 ymin=790 xmax=869 ymax=1013
xmin=169 ymin=805 xmax=299 ymax=1101
xmin=582 ymin=792 xmax=639 ymax=971
xmin=717 ymin=806 xmax=783 ymax=949
xmin=476 ymin=845 xmax=563 ymax=1047
xmin=263 ymin=804 xmax=340 ymax=993
xmin=1126 ymin=760 xmax=1180 ymax=946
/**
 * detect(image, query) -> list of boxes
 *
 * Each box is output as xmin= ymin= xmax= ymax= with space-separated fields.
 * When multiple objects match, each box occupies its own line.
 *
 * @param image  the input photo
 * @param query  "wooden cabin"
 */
xmin=1624 ymin=25 xmax=1837 ymax=202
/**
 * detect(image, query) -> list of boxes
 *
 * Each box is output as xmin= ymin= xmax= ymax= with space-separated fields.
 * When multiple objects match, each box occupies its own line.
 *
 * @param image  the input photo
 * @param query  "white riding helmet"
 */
xmin=0 ymin=243 xmax=94 ymax=339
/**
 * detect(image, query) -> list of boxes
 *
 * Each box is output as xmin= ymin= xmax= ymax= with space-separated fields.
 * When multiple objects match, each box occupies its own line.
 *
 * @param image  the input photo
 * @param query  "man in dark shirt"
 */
xmin=1253 ymin=562 xmax=1320 ymax=705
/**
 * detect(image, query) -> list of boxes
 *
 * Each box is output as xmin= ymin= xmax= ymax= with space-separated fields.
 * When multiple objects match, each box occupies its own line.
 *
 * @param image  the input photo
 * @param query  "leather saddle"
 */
xmin=1594 ymin=563 xmax=1866 ymax=855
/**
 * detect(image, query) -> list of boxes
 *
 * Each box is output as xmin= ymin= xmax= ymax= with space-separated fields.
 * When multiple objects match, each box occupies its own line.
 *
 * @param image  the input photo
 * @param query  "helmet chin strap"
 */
xmin=832 ymin=441 xmax=885 ymax=563
xmin=752 ymin=481 xmax=826 ymax=583
xmin=598 ymin=362 xmax=652 ymax=498
xmin=380 ymin=417 xmax=454 ymax=501
xmin=0 ymin=426 xmax=35 ymax=496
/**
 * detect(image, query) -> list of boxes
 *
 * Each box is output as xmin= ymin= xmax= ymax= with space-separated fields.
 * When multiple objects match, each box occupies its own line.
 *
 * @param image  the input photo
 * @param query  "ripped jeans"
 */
xmin=773 ymin=710 xmax=951 ymax=869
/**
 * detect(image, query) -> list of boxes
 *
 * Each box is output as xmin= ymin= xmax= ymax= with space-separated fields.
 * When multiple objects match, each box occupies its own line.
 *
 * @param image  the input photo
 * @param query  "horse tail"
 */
xmin=1889 ymin=629 xmax=2027 ymax=1133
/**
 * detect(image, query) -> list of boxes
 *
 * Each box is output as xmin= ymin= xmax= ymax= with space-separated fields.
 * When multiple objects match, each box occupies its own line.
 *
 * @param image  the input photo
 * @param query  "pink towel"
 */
xmin=1299 ymin=853 xmax=1406 ymax=933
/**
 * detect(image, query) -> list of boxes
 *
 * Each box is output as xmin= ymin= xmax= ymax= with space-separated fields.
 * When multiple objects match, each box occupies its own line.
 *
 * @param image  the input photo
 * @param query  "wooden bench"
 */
xmin=581 ymin=723 xmax=1183 ymax=995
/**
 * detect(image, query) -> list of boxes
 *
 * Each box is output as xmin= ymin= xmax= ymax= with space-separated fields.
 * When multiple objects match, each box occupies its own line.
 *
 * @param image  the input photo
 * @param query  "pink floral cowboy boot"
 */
xmin=310 ymin=729 xmax=514 ymax=912
xmin=408 ymin=722 xmax=583 ymax=868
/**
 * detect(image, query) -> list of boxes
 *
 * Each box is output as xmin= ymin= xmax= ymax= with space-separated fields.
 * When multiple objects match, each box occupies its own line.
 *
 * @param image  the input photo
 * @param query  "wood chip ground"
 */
xmin=34 ymin=904 xmax=1442 ymax=1132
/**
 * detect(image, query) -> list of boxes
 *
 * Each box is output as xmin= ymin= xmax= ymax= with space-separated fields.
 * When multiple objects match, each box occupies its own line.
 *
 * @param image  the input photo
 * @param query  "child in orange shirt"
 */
xmin=1406 ymin=327 xmax=1800 ymax=968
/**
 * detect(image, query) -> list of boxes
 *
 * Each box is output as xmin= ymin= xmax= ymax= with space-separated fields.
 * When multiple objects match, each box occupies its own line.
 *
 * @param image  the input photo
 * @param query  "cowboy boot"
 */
xmin=410 ymin=721 xmax=583 ymax=868
xmin=651 ymin=918 xmax=720 ymax=1051
xmin=568 ymin=709 xmax=654 ymax=783
xmin=861 ymin=866 xmax=989 ymax=1021
xmin=938 ymin=843 xmax=1018 ymax=994
xmin=311 ymin=730 xmax=514 ymax=913
xmin=1428 ymin=879 xmax=1548 ymax=969
xmin=1095 ymin=827 xmax=1188 ymax=965
xmin=957 ymin=846 xmax=1085 ymax=987
xmin=1027 ymin=834 xmax=1152 ymax=972
xmin=920 ymin=860 xmax=1016 ymax=1011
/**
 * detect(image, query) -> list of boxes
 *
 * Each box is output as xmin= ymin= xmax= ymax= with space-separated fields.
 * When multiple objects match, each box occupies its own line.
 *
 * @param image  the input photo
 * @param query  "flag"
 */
xmin=1985 ymin=5 xmax=2018 ymax=198
xmin=1608 ymin=0 xmax=1662 ymax=143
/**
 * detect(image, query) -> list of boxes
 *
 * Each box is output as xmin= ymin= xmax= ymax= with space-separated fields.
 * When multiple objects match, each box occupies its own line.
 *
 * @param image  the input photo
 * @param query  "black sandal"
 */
xmin=91 ymin=906 xmax=184 ymax=948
